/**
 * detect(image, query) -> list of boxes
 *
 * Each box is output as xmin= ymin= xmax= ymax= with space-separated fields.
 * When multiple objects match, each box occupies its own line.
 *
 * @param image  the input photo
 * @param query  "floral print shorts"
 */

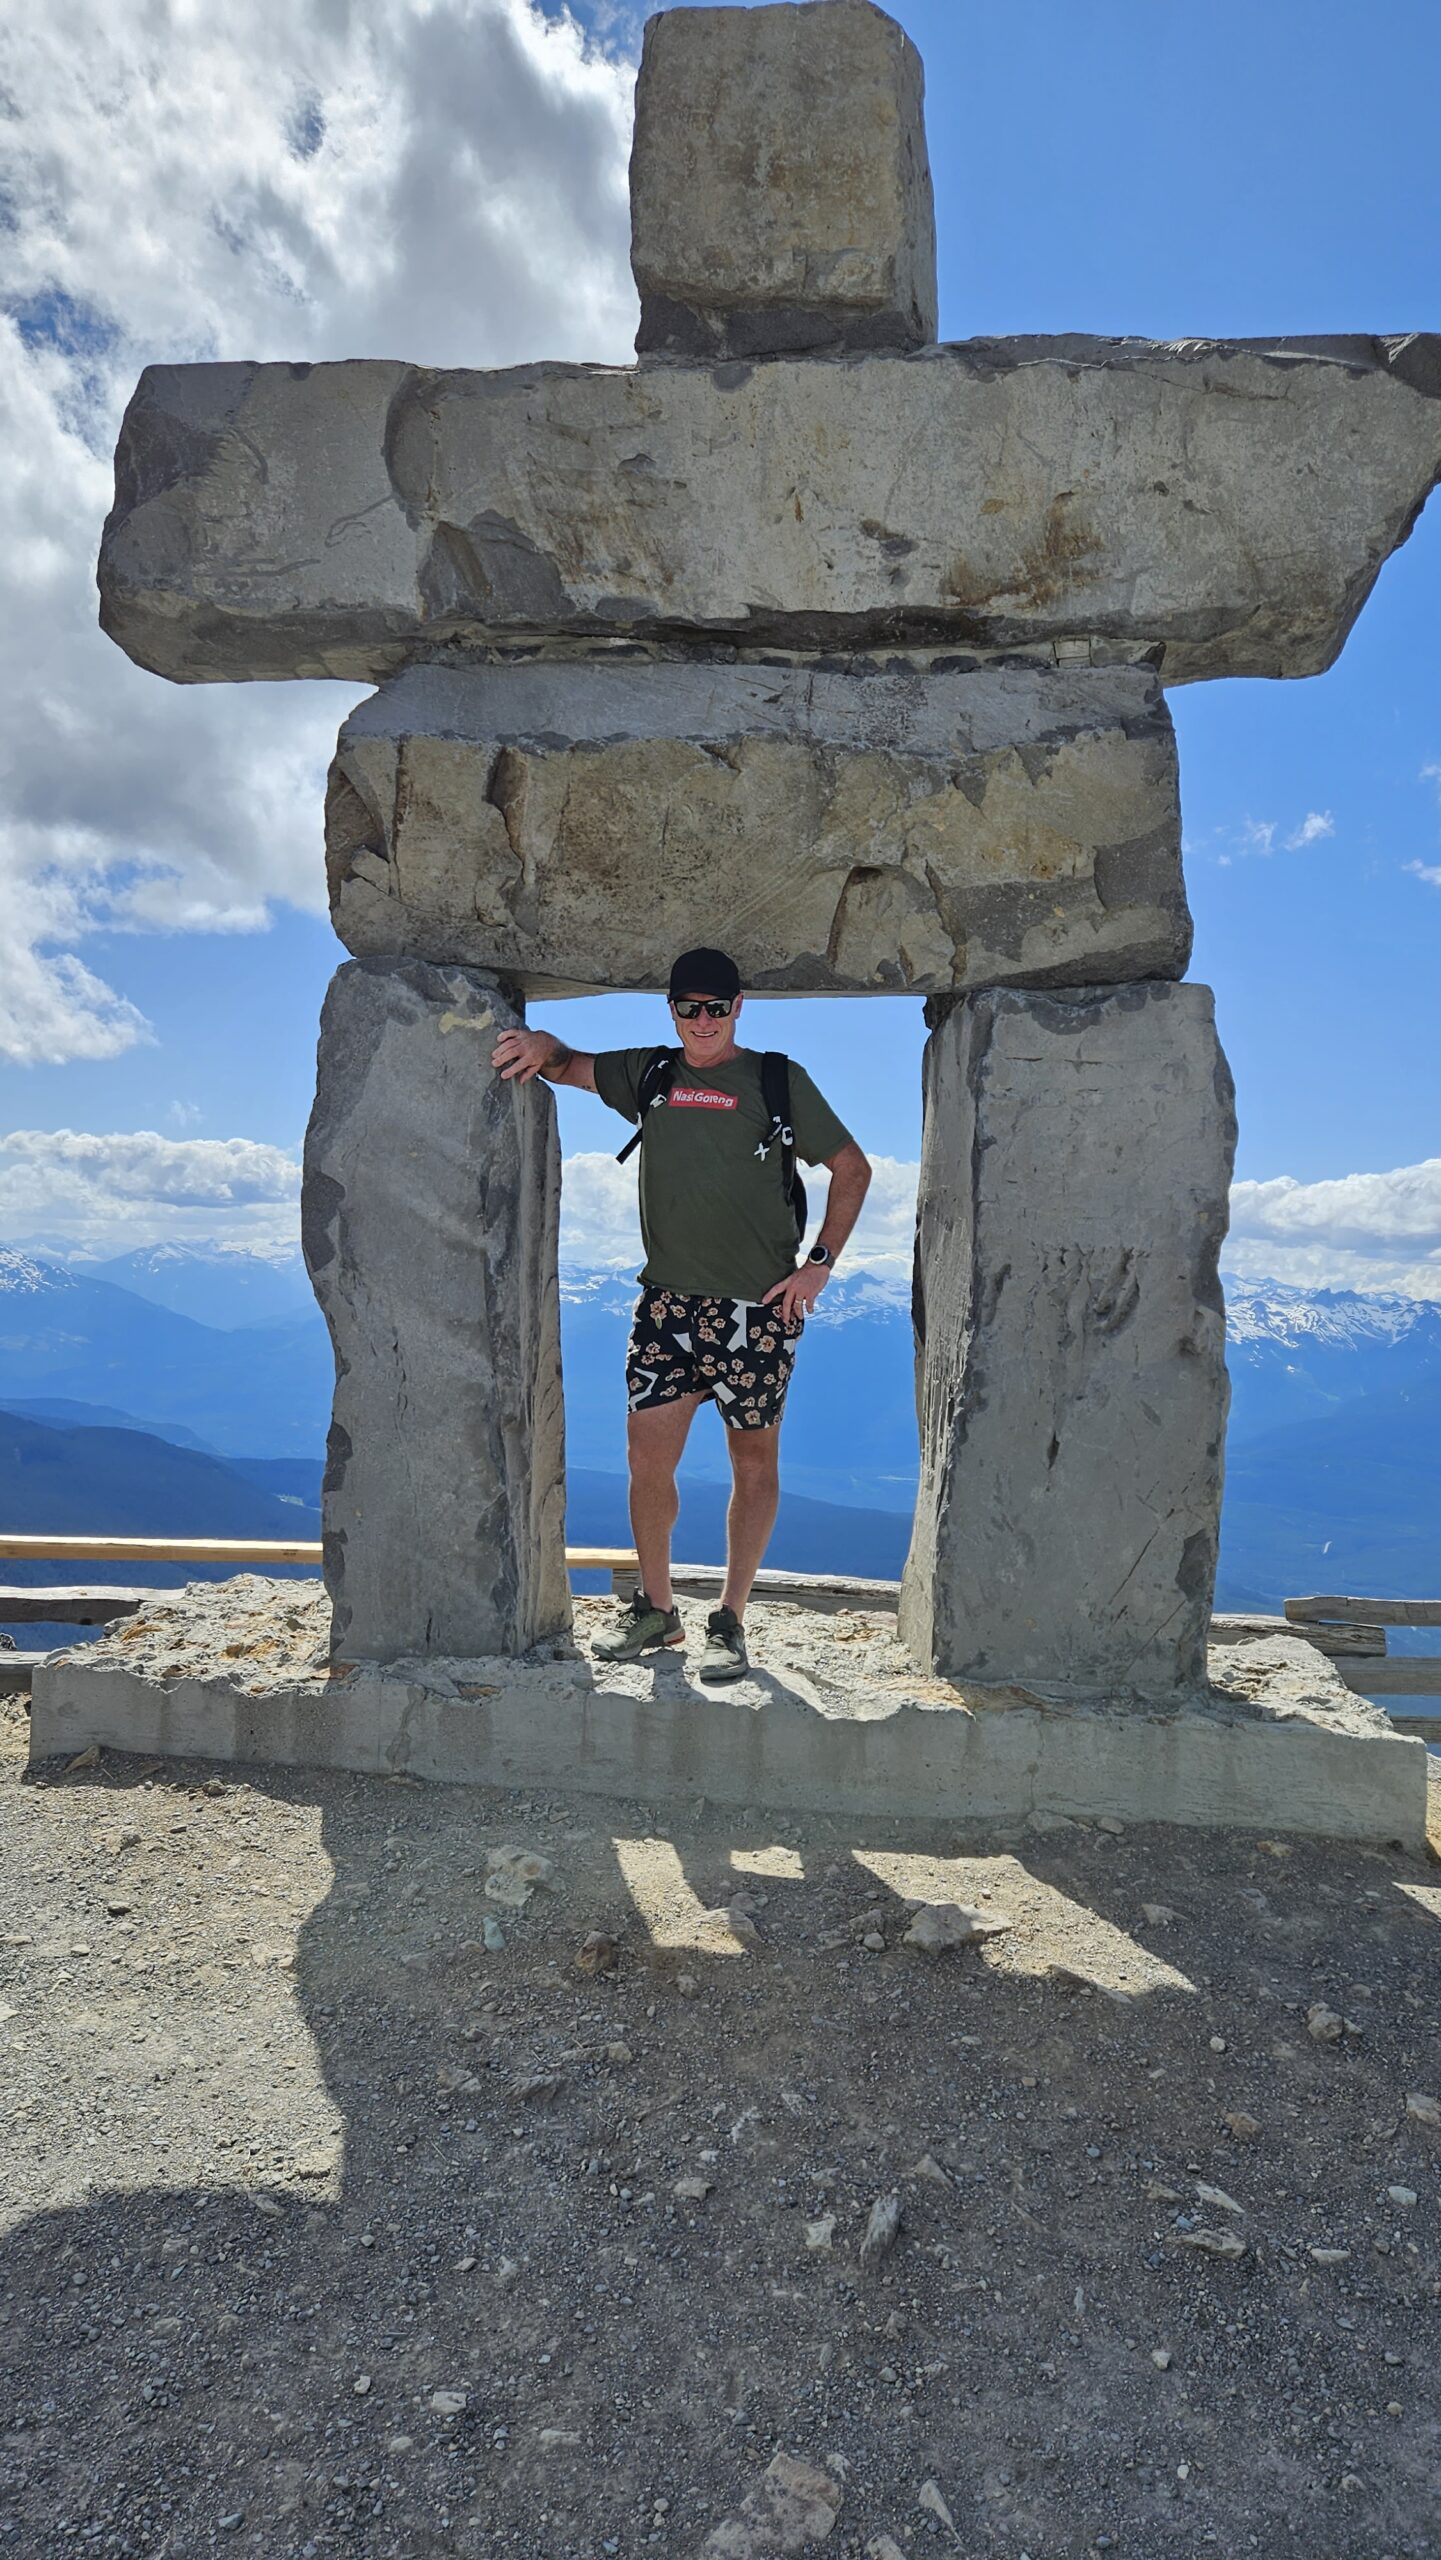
xmin=624 ymin=1286 xmax=804 ymax=1431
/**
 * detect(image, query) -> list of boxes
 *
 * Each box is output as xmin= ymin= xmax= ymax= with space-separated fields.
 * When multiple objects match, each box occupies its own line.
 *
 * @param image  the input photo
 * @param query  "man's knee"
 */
xmin=627 ymin=1422 xmax=681 ymax=1488
xmin=729 ymin=1424 xmax=780 ymax=1478
xmin=629 ymin=1451 xmax=677 ymax=1497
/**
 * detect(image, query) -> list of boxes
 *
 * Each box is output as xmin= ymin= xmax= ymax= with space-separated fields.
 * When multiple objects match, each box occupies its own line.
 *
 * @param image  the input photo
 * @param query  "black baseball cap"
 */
xmin=667 ymin=946 xmax=741 ymax=1002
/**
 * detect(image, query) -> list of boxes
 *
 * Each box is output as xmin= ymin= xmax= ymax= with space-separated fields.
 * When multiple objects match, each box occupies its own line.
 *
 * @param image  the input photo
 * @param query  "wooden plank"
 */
xmin=1336 ymin=1659 xmax=1441 ymax=1698
xmin=1209 ymin=1612 xmax=1385 ymax=1659
xmin=655 ymin=1564 xmax=902 ymax=1615
xmin=0 ymin=1588 xmax=148 ymax=1624
xmin=1288 ymin=1595 xmax=1441 ymax=1629
xmin=0 ymin=1535 xmax=639 ymax=1571
xmin=1389 ymin=1714 xmax=1441 ymax=1740
xmin=0 ymin=1533 xmax=325 ymax=1565
xmin=0 ymin=1652 xmax=47 ymax=1696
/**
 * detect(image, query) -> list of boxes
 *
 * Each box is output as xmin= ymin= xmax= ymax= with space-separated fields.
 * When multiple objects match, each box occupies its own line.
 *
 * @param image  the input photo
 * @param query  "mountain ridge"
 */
xmin=2 ymin=1245 xmax=1437 ymax=1621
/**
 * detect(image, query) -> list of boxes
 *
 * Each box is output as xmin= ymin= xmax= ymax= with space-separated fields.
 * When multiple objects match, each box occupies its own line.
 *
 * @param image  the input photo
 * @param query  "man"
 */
xmin=493 ymin=947 xmax=871 ymax=1681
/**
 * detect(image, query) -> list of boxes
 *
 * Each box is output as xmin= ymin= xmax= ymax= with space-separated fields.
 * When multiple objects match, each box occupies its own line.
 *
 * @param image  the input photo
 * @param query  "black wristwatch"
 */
xmin=807 ymin=1243 xmax=833 ymax=1268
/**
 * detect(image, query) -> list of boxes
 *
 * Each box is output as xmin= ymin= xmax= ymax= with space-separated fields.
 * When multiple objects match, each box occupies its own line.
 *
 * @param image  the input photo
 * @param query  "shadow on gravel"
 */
xmin=2 ymin=1738 xmax=1439 ymax=2560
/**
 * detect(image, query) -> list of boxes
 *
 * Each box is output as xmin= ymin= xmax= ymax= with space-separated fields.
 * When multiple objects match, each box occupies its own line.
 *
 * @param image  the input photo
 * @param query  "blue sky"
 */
xmin=1 ymin=0 xmax=1439 ymax=1284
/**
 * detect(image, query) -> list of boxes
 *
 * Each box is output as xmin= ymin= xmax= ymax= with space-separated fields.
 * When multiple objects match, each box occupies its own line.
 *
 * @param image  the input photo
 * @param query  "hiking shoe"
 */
xmin=698 ymin=1606 xmax=748 ymax=1683
xmin=592 ymin=1589 xmax=684 ymax=1662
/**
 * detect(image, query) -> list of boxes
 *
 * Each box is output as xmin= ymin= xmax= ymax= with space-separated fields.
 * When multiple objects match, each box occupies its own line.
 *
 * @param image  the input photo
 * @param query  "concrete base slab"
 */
xmin=28 ymin=1583 xmax=1428 ymax=1851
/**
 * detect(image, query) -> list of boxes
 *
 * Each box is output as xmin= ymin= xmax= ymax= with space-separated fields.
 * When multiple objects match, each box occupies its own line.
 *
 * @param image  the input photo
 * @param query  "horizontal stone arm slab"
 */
xmin=324 ymin=660 xmax=1189 ymax=995
xmin=99 ymin=335 xmax=1441 ymax=685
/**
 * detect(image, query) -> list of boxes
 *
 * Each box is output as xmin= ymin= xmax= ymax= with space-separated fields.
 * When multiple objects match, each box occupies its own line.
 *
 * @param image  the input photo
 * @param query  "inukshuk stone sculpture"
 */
xmin=97 ymin=0 xmax=1441 ymax=1694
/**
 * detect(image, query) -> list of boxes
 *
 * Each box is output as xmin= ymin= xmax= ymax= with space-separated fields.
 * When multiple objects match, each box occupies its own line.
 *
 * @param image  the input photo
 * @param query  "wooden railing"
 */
xmin=1283 ymin=1595 xmax=1441 ymax=1736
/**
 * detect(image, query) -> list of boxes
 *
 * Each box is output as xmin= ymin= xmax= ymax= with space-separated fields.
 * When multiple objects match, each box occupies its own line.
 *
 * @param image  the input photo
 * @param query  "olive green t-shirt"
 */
xmin=594 ymin=1046 xmax=855 ymax=1301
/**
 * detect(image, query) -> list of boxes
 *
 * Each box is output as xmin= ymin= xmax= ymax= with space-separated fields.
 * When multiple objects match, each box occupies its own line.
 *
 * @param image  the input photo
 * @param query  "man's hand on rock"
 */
xmin=492 ymin=1030 xmax=556 ymax=1083
xmin=762 ymin=1263 xmax=830 ymax=1325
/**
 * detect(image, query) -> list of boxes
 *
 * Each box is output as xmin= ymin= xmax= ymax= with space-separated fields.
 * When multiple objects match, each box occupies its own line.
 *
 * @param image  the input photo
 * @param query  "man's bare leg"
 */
xmin=627 ymin=1395 xmax=702 ymax=1610
xmin=720 ymin=1422 xmax=781 ymax=1618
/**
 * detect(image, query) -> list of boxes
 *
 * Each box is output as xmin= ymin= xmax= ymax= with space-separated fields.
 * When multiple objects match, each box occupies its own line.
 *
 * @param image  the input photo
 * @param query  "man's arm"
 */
xmin=761 ymin=1139 xmax=872 ymax=1318
xmin=491 ymin=1028 xmax=597 ymax=1093
xmin=812 ymin=1139 xmax=871 ymax=1263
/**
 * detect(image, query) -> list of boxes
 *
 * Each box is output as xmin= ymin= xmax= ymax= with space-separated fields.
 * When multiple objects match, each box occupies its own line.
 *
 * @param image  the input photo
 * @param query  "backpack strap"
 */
xmin=615 ymin=1046 xmax=680 ymax=1165
xmin=758 ymin=1052 xmax=807 ymax=1244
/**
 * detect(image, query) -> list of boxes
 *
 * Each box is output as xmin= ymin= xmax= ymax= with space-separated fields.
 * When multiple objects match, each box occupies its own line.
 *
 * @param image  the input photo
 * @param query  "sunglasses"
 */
xmin=671 ymin=996 xmax=735 ymax=1020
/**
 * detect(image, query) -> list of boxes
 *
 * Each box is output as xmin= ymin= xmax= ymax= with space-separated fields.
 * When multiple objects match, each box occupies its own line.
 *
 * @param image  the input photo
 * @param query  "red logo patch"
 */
xmin=668 ymin=1088 xmax=737 ymax=1112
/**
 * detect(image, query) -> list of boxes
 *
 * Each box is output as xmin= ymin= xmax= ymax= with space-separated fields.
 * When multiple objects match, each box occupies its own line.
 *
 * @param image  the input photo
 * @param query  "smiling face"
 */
xmin=670 ymin=989 xmax=744 ymax=1069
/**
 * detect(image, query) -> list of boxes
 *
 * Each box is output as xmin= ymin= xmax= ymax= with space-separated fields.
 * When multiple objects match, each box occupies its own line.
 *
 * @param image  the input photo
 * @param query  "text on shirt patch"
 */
xmin=668 ymin=1089 xmax=737 ymax=1111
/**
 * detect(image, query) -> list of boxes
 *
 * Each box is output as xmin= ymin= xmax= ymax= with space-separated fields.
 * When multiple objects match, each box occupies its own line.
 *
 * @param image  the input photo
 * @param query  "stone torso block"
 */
xmin=303 ymin=959 xmax=569 ymax=1663
xmin=99 ymin=338 xmax=1441 ymax=686
xmin=900 ymin=981 xmax=1235 ymax=1700
xmin=629 ymin=0 xmax=937 ymax=357
xmin=325 ymin=659 xmax=1189 ymax=995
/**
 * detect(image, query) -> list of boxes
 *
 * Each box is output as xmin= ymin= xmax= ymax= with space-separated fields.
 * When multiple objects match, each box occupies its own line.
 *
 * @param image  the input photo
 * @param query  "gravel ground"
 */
xmin=3 ymin=1612 xmax=1440 ymax=2560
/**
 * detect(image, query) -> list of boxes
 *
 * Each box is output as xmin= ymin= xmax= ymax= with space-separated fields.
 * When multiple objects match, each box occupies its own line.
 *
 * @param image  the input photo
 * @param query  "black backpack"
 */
xmin=615 ymin=1047 xmax=808 ymax=1244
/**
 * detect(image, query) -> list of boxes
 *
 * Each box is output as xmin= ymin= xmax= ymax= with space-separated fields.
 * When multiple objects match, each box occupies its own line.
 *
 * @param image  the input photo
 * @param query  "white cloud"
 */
xmin=566 ymin=1148 xmax=1441 ymax=1304
xmin=557 ymin=1151 xmax=649 ymax=1272
xmin=1227 ymin=1156 xmax=1441 ymax=1300
xmin=559 ymin=1151 xmax=921 ymax=1292
xmin=13 ymin=1119 xmax=1441 ymax=1308
xmin=1284 ymin=810 xmax=1334 ymax=849
xmin=0 ymin=1126 xmax=922 ymax=1285
xmin=1405 ymin=859 xmax=1441 ymax=888
xmin=0 ymin=0 xmax=637 ymax=1062
xmin=1237 ymin=817 xmax=1277 ymax=856
xmin=1232 ymin=810 xmax=1335 ymax=861
xmin=0 ymin=1127 xmax=302 ymax=1257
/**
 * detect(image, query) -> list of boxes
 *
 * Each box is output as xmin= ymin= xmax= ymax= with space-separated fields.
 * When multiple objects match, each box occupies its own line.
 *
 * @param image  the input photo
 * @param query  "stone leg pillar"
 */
xmin=302 ymin=957 xmax=569 ymax=1664
xmin=900 ymin=982 xmax=1235 ymax=1700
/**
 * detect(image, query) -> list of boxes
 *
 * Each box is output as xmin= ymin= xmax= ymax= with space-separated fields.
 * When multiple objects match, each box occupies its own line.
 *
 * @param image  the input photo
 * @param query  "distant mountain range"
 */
xmin=0 ymin=1248 xmax=330 ymax=1456
xmin=1 ymin=1244 xmax=1438 ymax=1623
xmin=1224 ymin=1276 xmax=1441 ymax=1437
xmin=87 ymin=1241 xmax=317 ymax=1330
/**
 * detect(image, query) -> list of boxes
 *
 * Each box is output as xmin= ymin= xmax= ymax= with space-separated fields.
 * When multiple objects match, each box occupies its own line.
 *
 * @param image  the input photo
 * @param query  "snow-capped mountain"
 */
xmin=1221 ymin=1272 xmax=1441 ymax=1441
xmin=1224 ymin=1273 xmax=1440 ymax=1354
xmin=88 ymin=1241 xmax=314 ymax=1330
xmin=0 ymin=1247 xmax=83 ymax=1299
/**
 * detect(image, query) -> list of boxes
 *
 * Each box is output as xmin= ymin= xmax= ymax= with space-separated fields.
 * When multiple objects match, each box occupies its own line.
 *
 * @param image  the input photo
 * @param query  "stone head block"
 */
xmin=630 ymin=0 xmax=937 ymax=357
xmin=325 ymin=658 xmax=1189 ymax=997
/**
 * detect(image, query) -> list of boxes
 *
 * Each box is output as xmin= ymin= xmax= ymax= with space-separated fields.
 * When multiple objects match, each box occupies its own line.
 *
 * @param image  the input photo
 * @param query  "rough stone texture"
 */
xmin=900 ymin=982 xmax=1236 ymax=1701
xmin=302 ymin=958 xmax=569 ymax=1663
xmin=27 ymin=1584 xmax=1429 ymax=1851
xmin=630 ymin=1 xmax=936 ymax=359
xmin=98 ymin=336 xmax=1441 ymax=686
xmin=326 ymin=659 xmax=1189 ymax=995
